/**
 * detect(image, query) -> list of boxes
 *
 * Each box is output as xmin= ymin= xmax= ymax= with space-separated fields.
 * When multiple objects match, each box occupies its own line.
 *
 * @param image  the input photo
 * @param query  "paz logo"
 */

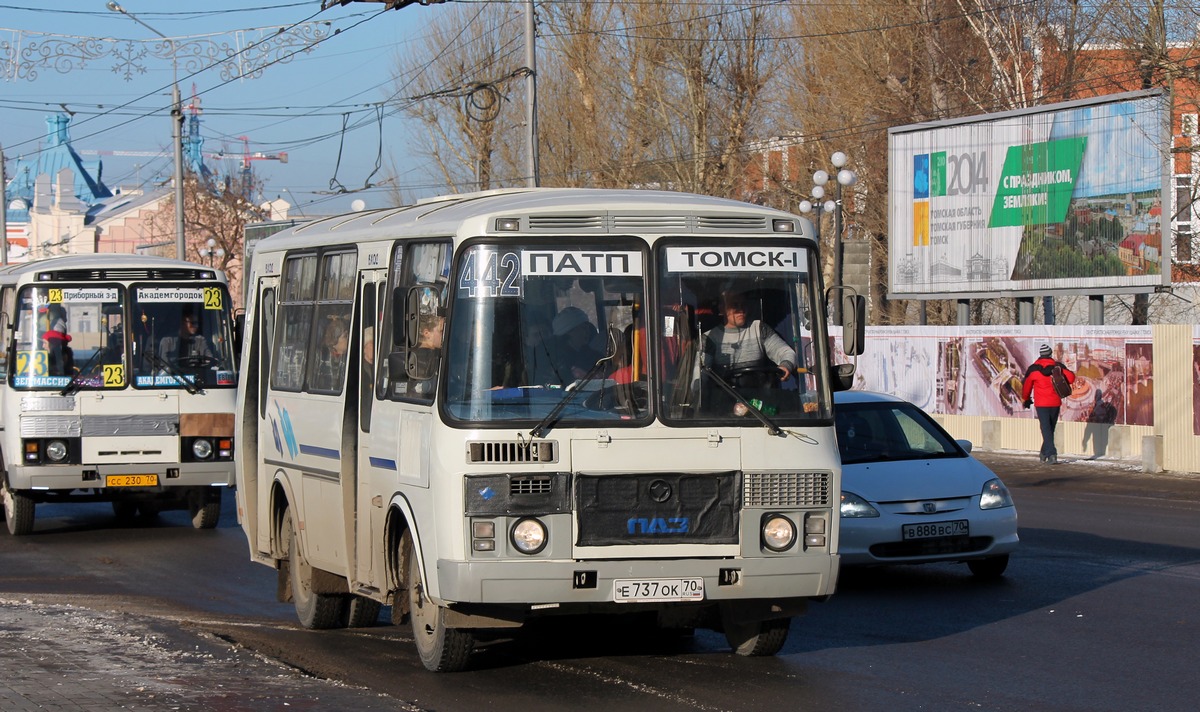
xmin=912 ymin=152 xmax=946 ymax=246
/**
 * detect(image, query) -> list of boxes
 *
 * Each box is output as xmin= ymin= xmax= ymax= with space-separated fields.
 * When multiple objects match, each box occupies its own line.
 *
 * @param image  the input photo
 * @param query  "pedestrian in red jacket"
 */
xmin=1021 ymin=343 xmax=1075 ymax=464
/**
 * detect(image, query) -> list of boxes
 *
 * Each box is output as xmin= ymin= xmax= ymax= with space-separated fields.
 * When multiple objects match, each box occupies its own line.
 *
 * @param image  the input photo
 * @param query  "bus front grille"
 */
xmin=467 ymin=440 xmax=557 ymax=464
xmin=743 ymin=471 xmax=831 ymax=507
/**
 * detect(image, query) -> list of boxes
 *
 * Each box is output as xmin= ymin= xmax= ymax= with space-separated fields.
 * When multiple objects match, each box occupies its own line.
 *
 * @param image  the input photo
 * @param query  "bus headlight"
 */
xmin=191 ymin=438 xmax=214 ymax=460
xmin=45 ymin=440 xmax=68 ymax=463
xmin=510 ymin=518 xmax=547 ymax=555
xmin=761 ymin=514 xmax=796 ymax=552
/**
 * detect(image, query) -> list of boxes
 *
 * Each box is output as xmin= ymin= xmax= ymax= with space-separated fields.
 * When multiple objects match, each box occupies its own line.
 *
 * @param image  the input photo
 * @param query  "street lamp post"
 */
xmin=798 ymin=151 xmax=856 ymax=318
xmin=106 ymin=2 xmax=186 ymax=261
xmin=199 ymin=238 xmax=224 ymax=268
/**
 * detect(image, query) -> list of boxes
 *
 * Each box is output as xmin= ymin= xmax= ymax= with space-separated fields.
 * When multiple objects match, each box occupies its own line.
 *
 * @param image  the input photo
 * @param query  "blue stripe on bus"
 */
xmin=298 ymin=444 xmax=340 ymax=459
xmin=369 ymin=456 xmax=397 ymax=470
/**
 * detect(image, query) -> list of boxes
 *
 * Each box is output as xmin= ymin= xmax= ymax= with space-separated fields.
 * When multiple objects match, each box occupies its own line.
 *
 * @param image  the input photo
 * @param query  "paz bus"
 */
xmin=234 ymin=188 xmax=864 ymax=671
xmin=0 ymin=254 xmax=239 ymax=535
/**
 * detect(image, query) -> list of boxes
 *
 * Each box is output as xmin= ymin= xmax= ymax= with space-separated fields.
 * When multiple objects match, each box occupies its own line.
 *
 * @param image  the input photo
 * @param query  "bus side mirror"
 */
xmin=232 ymin=311 xmax=246 ymax=359
xmin=841 ymin=293 xmax=866 ymax=356
xmin=829 ymin=362 xmax=856 ymax=392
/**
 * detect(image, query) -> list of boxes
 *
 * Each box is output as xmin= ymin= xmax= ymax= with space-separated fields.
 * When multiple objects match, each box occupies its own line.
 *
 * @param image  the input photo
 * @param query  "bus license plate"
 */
xmin=106 ymin=474 xmax=158 ymax=488
xmin=902 ymin=520 xmax=969 ymax=540
xmin=613 ymin=578 xmax=705 ymax=603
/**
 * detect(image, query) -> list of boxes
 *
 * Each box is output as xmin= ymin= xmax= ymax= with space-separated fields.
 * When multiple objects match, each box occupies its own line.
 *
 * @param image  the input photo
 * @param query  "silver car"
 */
xmin=835 ymin=390 xmax=1019 ymax=578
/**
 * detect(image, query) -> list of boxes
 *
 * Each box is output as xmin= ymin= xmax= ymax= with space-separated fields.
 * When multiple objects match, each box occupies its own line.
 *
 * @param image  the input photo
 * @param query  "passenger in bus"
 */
xmin=40 ymin=304 xmax=75 ymax=376
xmin=159 ymin=312 xmax=215 ymax=366
xmin=411 ymin=312 xmax=445 ymax=395
xmin=551 ymin=306 xmax=603 ymax=382
xmin=313 ymin=317 xmax=349 ymax=389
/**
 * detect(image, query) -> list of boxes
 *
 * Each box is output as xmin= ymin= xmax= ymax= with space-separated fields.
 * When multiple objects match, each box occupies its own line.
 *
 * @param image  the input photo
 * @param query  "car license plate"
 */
xmin=105 ymin=474 xmax=158 ymax=487
xmin=902 ymin=520 xmax=969 ymax=540
xmin=613 ymin=578 xmax=705 ymax=603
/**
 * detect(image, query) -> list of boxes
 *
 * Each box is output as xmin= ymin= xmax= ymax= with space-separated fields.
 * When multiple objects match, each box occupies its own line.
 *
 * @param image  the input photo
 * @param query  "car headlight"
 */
xmin=510 ymin=517 xmax=547 ymax=555
xmin=840 ymin=491 xmax=880 ymax=518
xmin=45 ymin=440 xmax=68 ymax=463
xmin=761 ymin=514 xmax=796 ymax=552
xmin=979 ymin=478 xmax=1014 ymax=510
xmin=191 ymin=438 xmax=214 ymax=460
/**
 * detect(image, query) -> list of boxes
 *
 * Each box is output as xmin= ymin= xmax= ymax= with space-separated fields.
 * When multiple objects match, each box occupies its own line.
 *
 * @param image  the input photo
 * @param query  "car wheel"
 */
xmin=284 ymin=508 xmax=346 ymax=629
xmin=3 ymin=483 xmax=35 ymax=536
xmin=405 ymin=533 xmax=474 ymax=671
xmin=112 ymin=500 xmax=138 ymax=523
xmin=344 ymin=595 xmax=382 ymax=628
xmin=190 ymin=499 xmax=221 ymax=529
xmin=968 ymin=554 xmax=1010 ymax=579
xmin=723 ymin=616 xmax=791 ymax=656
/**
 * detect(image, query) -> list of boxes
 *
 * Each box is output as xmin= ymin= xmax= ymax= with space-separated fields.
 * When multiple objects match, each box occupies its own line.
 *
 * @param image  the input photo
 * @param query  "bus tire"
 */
xmin=724 ymin=616 xmax=791 ymax=657
xmin=190 ymin=497 xmax=221 ymax=530
xmin=284 ymin=509 xmax=345 ymax=629
xmin=112 ymin=500 xmax=138 ymax=523
xmin=344 ymin=595 xmax=382 ymax=628
xmin=406 ymin=536 xmax=474 ymax=672
xmin=3 ymin=484 xmax=35 ymax=536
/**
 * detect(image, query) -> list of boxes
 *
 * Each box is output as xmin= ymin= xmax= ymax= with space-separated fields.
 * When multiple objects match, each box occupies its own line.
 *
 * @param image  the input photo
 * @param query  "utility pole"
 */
xmin=0 ymin=144 xmax=8 ymax=264
xmin=525 ymin=0 xmax=539 ymax=187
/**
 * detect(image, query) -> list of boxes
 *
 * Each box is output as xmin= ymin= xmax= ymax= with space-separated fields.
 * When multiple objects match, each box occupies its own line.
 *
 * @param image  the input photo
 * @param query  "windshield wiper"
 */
xmin=145 ymin=351 xmax=202 ymax=395
xmin=700 ymin=365 xmax=783 ymax=437
xmin=529 ymin=332 xmax=617 ymax=439
xmin=59 ymin=349 xmax=105 ymax=396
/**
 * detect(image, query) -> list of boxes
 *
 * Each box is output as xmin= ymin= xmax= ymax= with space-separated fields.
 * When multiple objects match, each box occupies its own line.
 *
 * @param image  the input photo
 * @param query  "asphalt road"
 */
xmin=2 ymin=450 xmax=1198 ymax=711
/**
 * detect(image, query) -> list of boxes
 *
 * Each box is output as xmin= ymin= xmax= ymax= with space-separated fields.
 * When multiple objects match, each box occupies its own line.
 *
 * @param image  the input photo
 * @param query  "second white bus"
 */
xmin=235 ymin=188 xmax=863 ymax=671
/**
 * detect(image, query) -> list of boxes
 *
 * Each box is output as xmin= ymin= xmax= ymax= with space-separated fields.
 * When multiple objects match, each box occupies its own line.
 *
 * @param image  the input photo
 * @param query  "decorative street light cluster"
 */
xmin=199 ymin=238 xmax=225 ymax=268
xmin=798 ymin=151 xmax=856 ymax=316
xmin=106 ymin=1 xmax=186 ymax=261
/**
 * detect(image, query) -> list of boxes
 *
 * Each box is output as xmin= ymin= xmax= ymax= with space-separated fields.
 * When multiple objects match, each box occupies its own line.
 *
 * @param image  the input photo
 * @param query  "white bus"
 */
xmin=235 ymin=188 xmax=864 ymax=671
xmin=0 ymin=255 xmax=239 ymax=535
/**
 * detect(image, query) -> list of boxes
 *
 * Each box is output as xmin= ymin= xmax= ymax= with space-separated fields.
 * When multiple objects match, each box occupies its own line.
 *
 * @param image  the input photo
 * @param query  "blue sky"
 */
xmin=2 ymin=1 xmax=447 ymax=215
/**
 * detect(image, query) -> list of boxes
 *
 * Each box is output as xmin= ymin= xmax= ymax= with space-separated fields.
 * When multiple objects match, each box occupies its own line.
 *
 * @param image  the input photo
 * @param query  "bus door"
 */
xmin=369 ymin=240 xmax=450 ymax=491
xmin=268 ymin=250 xmax=357 ymax=574
xmin=249 ymin=275 xmax=278 ymax=554
xmin=354 ymin=269 xmax=386 ymax=587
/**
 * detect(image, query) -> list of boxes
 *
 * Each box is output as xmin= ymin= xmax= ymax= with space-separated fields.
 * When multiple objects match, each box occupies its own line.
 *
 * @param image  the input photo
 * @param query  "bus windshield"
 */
xmin=12 ymin=284 xmax=127 ymax=390
xmin=443 ymin=240 xmax=647 ymax=424
xmin=657 ymin=240 xmax=830 ymax=424
xmin=128 ymin=283 xmax=237 ymax=389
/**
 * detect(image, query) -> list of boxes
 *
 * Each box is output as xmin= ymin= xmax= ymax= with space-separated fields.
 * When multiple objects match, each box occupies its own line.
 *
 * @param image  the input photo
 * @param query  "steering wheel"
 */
xmin=176 ymin=354 xmax=219 ymax=369
xmin=726 ymin=364 xmax=784 ymax=389
xmin=584 ymin=381 xmax=650 ymax=414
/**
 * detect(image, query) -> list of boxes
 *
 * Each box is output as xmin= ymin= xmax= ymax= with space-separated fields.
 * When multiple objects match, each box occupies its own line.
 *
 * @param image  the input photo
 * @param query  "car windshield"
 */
xmin=657 ymin=240 xmax=831 ymax=425
xmin=443 ymin=240 xmax=648 ymax=425
xmin=127 ymin=283 xmax=238 ymax=389
xmin=11 ymin=284 xmax=128 ymax=391
xmin=835 ymin=401 xmax=964 ymax=464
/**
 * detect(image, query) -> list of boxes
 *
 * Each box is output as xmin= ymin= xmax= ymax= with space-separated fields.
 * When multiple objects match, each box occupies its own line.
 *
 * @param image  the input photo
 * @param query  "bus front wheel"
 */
xmin=405 ymin=535 xmax=474 ymax=672
xmin=189 ymin=492 xmax=221 ymax=530
xmin=723 ymin=615 xmax=791 ymax=657
xmin=284 ymin=509 xmax=345 ymax=629
xmin=3 ymin=483 xmax=35 ymax=536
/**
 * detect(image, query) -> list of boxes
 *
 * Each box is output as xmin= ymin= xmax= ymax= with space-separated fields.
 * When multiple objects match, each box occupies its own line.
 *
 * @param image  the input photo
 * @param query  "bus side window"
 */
xmin=359 ymin=283 xmax=378 ymax=431
xmin=259 ymin=288 xmax=276 ymax=420
xmin=271 ymin=254 xmax=317 ymax=392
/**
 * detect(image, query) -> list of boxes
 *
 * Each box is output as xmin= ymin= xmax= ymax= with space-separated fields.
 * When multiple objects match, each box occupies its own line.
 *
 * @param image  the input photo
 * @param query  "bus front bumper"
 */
xmin=434 ymin=554 xmax=839 ymax=606
xmin=6 ymin=462 xmax=234 ymax=493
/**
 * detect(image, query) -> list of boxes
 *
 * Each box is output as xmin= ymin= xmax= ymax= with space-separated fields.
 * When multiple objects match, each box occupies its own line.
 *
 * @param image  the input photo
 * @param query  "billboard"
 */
xmin=888 ymin=89 xmax=1171 ymax=298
